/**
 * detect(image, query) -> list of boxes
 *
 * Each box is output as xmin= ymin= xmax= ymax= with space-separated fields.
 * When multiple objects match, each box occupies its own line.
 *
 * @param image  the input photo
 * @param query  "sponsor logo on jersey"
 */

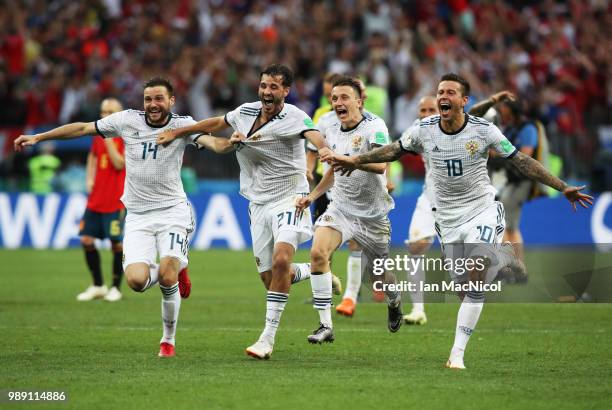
xmin=351 ymin=135 xmax=363 ymax=150
xmin=304 ymin=118 xmax=315 ymax=128
xmin=322 ymin=214 xmax=333 ymax=223
xmin=433 ymin=145 xmax=441 ymax=152
xmin=255 ymin=257 xmax=261 ymax=267
xmin=465 ymin=140 xmax=479 ymax=155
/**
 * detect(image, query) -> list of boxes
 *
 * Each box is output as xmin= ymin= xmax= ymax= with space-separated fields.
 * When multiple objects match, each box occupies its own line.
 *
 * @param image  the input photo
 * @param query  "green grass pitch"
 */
xmin=2 ymin=249 xmax=611 ymax=409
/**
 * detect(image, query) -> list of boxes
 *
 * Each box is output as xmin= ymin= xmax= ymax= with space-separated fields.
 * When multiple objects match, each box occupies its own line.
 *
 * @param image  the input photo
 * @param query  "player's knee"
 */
xmin=81 ymin=236 xmax=95 ymax=249
xmin=158 ymin=268 xmax=178 ymax=287
xmin=125 ymin=274 xmax=147 ymax=292
xmin=271 ymin=253 xmax=291 ymax=275
xmin=310 ymin=246 xmax=329 ymax=269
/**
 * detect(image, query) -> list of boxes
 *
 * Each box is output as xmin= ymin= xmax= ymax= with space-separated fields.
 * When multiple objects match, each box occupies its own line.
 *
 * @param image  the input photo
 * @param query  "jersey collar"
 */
xmin=438 ymin=113 xmax=468 ymax=135
xmin=340 ymin=114 xmax=366 ymax=132
xmin=146 ymin=112 xmax=173 ymax=129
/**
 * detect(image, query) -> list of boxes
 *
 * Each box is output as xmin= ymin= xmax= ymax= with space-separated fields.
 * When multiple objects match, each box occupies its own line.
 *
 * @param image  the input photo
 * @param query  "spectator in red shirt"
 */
xmin=77 ymin=98 xmax=126 ymax=302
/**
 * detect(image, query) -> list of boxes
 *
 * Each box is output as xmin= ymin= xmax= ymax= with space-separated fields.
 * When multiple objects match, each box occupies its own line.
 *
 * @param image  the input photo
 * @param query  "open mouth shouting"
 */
xmin=334 ymin=107 xmax=348 ymax=118
xmin=261 ymin=96 xmax=275 ymax=109
xmin=439 ymin=101 xmax=452 ymax=115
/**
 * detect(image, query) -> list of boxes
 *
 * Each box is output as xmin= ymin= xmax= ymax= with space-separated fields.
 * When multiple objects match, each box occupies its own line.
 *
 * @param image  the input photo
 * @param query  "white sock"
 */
xmin=408 ymin=255 xmax=425 ymax=313
xmin=291 ymin=263 xmax=311 ymax=284
xmin=343 ymin=251 xmax=362 ymax=302
xmin=450 ymin=293 xmax=484 ymax=362
xmin=160 ymin=282 xmax=181 ymax=345
xmin=260 ymin=292 xmax=288 ymax=344
xmin=311 ymin=271 xmax=333 ymax=328
xmin=142 ymin=263 xmax=159 ymax=291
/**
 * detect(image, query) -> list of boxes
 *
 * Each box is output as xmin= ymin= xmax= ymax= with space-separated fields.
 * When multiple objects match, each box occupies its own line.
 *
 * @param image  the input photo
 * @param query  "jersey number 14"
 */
xmin=141 ymin=142 xmax=159 ymax=159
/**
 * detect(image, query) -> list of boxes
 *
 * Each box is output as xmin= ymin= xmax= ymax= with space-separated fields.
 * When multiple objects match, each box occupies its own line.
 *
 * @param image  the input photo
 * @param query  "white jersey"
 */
xmin=324 ymin=112 xmax=394 ymax=219
xmin=225 ymin=102 xmax=315 ymax=204
xmin=400 ymin=114 xmax=517 ymax=227
xmin=95 ymin=109 xmax=198 ymax=213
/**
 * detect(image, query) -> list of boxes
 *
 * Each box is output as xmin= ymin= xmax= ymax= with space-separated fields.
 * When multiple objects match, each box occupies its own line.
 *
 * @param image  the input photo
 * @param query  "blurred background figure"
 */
xmin=498 ymin=99 xmax=551 ymax=283
xmin=28 ymin=141 xmax=60 ymax=194
xmin=76 ymin=98 xmax=126 ymax=302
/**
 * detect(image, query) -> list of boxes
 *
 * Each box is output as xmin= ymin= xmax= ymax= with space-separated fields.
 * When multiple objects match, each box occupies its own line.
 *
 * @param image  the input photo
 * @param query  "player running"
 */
xmin=156 ymin=64 xmax=330 ymax=360
xmin=324 ymin=73 xmax=592 ymax=369
xmin=402 ymin=91 xmax=516 ymax=325
xmin=296 ymin=76 xmax=403 ymax=343
xmin=15 ymin=78 xmax=199 ymax=358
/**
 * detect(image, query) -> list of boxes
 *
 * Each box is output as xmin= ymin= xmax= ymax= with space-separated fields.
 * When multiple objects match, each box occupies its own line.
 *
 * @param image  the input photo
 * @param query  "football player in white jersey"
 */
xmin=15 ymin=78 xmax=203 ymax=358
xmin=324 ymin=73 xmax=592 ymax=369
xmin=403 ymin=91 xmax=517 ymax=326
xmin=156 ymin=64 xmax=330 ymax=360
xmin=296 ymin=76 xmax=402 ymax=343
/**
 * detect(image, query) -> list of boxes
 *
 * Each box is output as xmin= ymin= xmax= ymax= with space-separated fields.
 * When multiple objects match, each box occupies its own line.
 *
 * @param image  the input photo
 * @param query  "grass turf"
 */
xmin=1 ymin=249 xmax=611 ymax=410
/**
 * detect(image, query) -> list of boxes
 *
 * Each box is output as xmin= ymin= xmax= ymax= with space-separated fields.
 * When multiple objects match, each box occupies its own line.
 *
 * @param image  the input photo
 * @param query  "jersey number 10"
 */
xmin=444 ymin=159 xmax=463 ymax=177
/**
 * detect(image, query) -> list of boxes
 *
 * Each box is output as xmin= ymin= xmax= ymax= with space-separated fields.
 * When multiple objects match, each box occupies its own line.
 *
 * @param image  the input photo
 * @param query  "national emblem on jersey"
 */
xmin=351 ymin=135 xmax=363 ymax=150
xmin=465 ymin=140 xmax=479 ymax=155
xmin=322 ymin=214 xmax=334 ymax=223
xmin=248 ymin=133 xmax=262 ymax=142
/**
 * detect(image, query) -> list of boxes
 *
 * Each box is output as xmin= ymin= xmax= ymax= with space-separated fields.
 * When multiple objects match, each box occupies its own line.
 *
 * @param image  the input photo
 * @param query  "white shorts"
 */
xmin=315 ymin=204 xmax=391 ymax=260
xmin=436 ymin=201 xmax=506 ymax=282
xmin=123 ymin=201 xmax=195 ymax=268
xmin=406 ymin=192 xmax=436 ymax=243
xmin=249 ymin=195 xmax=313 ymax=273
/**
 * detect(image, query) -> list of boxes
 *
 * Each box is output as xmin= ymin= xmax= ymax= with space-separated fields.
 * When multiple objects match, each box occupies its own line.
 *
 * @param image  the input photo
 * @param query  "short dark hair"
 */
xmin=144 ymin=77 xmax=174 ymax=96
xmin=331 ymin=76 xmax=363 ymax=99
xmin=501 ymin=99 xmax=523 ymax=117
xmin=260 ymin=64 xmax=294 ymax=87
xmin=440 ymin=73 xmax=470 ymax=96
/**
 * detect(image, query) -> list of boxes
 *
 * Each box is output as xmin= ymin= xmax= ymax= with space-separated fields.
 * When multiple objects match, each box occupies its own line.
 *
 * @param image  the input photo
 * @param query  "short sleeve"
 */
xmin=176 ymin=116 xmax=200 ymax=143
xmin=367 ymin=119 xmax=391 ymax=147
xmin=487 ymin=124 xmax=518 ymax=158
xmin=516 ymin=123 xmax=538 ymax=149
xmin=298 ymin=114 xmax=317 ymax=138
xmin=95 ymin=111 xmax=125 ymax=139
xmin=224 ymin=106 xmax=240 ymax=130
xmin=399 ymin=122 xmax=424 ymax=153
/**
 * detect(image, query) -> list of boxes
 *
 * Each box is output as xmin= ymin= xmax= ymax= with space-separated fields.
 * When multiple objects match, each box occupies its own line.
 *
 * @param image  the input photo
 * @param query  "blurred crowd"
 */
xmin=0 ymin=0 xmax=610 ymax=191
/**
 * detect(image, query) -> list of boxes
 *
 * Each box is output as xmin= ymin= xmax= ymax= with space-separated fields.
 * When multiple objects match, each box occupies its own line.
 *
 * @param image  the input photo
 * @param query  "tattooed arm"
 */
xmin=323 ymin=141 xmax=405 ymax=176
xmin=508 ymin=151 xmax=593 ymax=210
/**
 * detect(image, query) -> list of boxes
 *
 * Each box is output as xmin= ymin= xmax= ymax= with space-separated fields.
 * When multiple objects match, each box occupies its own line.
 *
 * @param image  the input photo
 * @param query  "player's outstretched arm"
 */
xmin=296 ymin=168 xmax=334 ymax=212
xmin=507 ymin=151 xmax=594 ymax=211
xmin=156 ymin=116 xmax=229 ymax=145
xmin=14 ymin=122 xmax=96 ymax=152
xmin=194 ymin=132 xmax=239 ymax=154
xmin=327 ymin=141 xmax=404 ymax=176
xmin=468 ymin=90 xmax=516 ymax=117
